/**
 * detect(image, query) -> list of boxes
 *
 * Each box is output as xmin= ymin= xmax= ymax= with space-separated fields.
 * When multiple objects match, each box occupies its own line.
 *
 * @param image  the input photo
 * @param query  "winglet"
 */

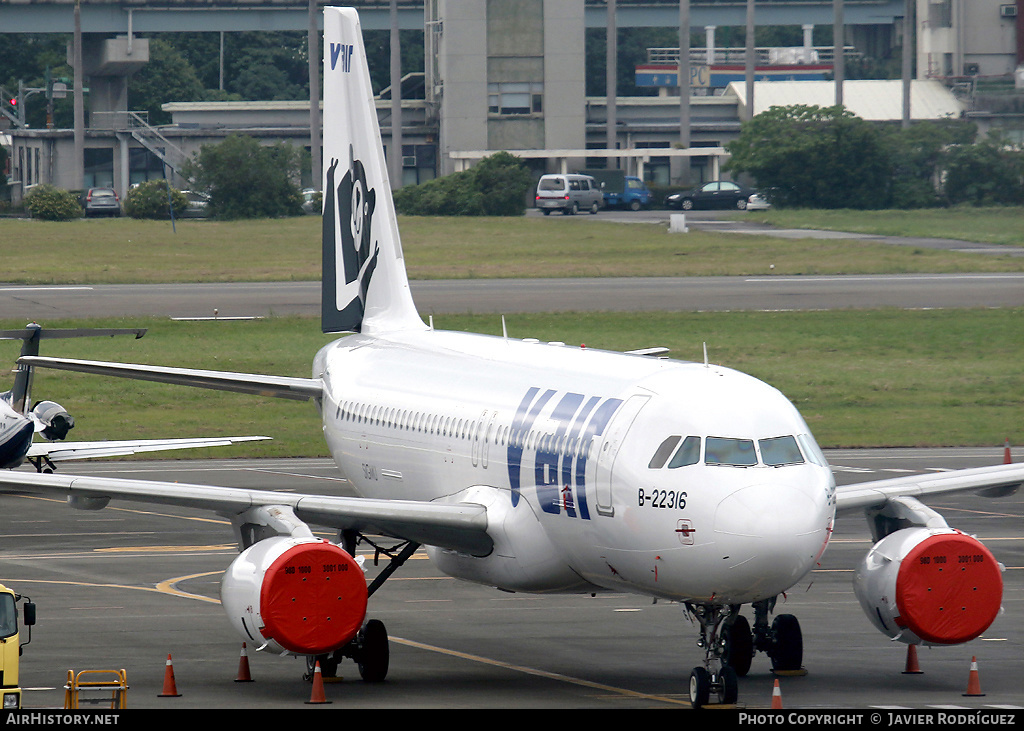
xmin=321 ymin=7 xmax=424 ymax=336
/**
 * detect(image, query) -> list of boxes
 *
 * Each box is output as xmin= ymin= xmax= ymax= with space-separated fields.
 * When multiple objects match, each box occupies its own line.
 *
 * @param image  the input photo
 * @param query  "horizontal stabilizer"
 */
xmin=19 ymin=356 xmax=322 ymax=402
xmin=27 ymin=435 xmax=271 ymax=463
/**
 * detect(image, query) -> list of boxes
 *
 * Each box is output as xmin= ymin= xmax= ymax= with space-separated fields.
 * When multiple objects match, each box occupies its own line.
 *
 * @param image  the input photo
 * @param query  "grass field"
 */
xmin=2 ymin=308 xmax=1020 ymax=454
xmin=1 ymin=207 xmax=1019 ymax=453
xmin=2 ymin=209 xmax=1024 ymax=284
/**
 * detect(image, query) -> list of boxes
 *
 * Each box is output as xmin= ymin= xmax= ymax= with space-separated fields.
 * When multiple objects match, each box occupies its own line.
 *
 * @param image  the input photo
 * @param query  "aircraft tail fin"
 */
xmin=321 ymin=7 xmax=424 ymax=335
xmin=0 ymin=325 xmax=146 ymax=413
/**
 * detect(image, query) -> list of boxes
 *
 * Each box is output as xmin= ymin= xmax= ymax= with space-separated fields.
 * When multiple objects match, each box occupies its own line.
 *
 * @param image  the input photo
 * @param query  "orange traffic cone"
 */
xmin=771 ymin=679 xmax=783 ymax=709
xmin=235 ymin=643 xmax=254 ymax=682
xmin=1004 ymin=439 xmax=1013 ymax=464
xmin=305 ymin=661 xmax=331 ymax=704
xmin=963 ymin=656 xmax=985 ymax=697
xmin=158 ymin=653 xmax=181 ymax=697
xmin=902 ymin=644 xmax=924 ymax=675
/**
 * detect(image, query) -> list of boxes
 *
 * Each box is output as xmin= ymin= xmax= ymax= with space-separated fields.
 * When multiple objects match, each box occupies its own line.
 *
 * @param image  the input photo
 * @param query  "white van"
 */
xmin=535 ymin=174 xmax=604 ymax=215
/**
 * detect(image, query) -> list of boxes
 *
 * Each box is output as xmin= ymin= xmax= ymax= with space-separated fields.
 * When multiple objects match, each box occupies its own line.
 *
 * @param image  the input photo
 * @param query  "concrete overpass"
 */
xmin=0 ymin=0 xmax=908 ymax=34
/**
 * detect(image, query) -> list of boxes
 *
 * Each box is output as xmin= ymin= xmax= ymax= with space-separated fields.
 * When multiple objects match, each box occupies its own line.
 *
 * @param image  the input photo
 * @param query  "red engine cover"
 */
xmin=895 ymin=532 xmax=1003 ymax=645
xmin=259 ymin=541 xmax=368 ymax=655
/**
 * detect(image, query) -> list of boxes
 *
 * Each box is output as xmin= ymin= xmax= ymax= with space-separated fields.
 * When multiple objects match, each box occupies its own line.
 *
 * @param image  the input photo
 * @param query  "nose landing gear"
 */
xmin=685 ymin=597 xmax=804 ymax=708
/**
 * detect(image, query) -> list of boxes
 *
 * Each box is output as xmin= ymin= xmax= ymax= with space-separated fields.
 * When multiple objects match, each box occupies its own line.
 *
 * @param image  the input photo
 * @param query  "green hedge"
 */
xmin=24 ymin=185 xmax=83 ymax=221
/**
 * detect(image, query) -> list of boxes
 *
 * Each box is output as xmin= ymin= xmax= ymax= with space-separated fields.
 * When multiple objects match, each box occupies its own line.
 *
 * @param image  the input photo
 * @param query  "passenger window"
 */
xmin=668 ymin=436 xmax=700 ymax=468
xmin=705 ymin=437 xmax=757 ymax=467
xmin=759 ymin=436 xmax=804 ymax=466
xmin=648 ymin=436 xmax=681 ymax=469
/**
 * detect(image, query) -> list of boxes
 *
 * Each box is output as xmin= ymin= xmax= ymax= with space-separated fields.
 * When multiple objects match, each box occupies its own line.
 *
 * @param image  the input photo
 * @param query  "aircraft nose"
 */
xmin=712 ymin=483 xmax=827 ymax=592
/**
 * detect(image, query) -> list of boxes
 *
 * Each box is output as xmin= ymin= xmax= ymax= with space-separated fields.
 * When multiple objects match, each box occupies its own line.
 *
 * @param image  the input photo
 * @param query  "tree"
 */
xmin=24 ymin=184 xmax=82 ymax=221
xmin=942 ymin=133 xmax=1024 ymax=206
xmin=128 ymin=39 xmax=206 ymax=125
xmin=183 ymin=133 xmax=303 ymax=219
xmin=725 ymin=104 xmax=891 ymax=209
xmin=393 ymin=152 xmax=533 ymax=216
xmin=880 ymin=120 xmax=976 ymax=209
xmin=124 ymin=179 xmax=189 ymax=219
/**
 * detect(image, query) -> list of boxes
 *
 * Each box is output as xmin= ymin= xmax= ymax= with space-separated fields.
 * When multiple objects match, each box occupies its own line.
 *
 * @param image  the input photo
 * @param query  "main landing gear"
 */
xmin=304 ymin=533 xmax=420 ymax=685
xmin=685 ymin=597 xmax=803 ymax=709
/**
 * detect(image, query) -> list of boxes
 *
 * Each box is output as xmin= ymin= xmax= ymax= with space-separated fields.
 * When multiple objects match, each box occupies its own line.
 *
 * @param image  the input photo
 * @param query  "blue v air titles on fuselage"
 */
xmin=507 ymin=387 xmax=623 ymax=519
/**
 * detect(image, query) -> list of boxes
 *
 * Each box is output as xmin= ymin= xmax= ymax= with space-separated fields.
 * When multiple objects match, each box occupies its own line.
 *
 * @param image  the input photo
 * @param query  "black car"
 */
xmin=83 ymin=187 xmax=121 ymax=217
xmin=665 ymin=181 xmax=762 ymax=211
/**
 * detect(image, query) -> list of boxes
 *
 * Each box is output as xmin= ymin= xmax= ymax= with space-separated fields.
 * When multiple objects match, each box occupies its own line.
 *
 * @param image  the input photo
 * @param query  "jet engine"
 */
xmin=853 ymin=526 xmax=1003 ymax=646
xmin=221 ymin=536 xmax=368 ymax=656
xmin=30 ymin=401 xmax=74 ymax=441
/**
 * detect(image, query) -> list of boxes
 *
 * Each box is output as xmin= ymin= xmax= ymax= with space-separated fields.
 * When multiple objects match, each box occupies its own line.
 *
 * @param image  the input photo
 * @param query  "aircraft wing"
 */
xmin=0 ymin=470 xmax=494 ymax=556
xmin=18 ymin=356 xmax=323 ymax=402
xmin=835 ymin=462 xmax=1024 ymax=512
xmin=26 ymin=435 xmax=271 ymax=463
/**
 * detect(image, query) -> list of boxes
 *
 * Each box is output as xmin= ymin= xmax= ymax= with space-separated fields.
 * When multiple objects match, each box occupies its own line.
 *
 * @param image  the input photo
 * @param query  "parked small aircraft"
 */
xmin=0 ymin=325 xmax=269 ymax=472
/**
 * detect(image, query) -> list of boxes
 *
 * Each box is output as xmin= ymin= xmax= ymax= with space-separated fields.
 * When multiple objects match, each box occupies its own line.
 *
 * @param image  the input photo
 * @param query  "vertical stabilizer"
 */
xmin=0 ymin=326 xmax=146 ymax=413
xmin=321 ymin=7 xmax=425 ymax=335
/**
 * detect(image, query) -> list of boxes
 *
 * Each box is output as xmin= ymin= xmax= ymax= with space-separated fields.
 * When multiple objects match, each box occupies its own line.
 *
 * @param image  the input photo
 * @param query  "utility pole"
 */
xmin=390 ymin=0 xmax=403 ymax=189
xmin=744 ymin=0 xmax=755 ymax=121
xmin=834 ymin=0 xmax=845 ymax=107
xmin=73 ymin=0 xmax=84 ymax=190
xmin=901 ymin=0 xmax=913 ymax=128
xmin=606 ymin=0 xmax=617 ymax=169
xmin=309 ymin=0 xmax=321 ymax=190
xmin=678 ymin=0 xmax=690 ymax=185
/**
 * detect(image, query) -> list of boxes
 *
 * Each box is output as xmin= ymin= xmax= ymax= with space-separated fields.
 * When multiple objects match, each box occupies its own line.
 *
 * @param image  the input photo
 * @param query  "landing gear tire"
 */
xmin=719 ymin=665 xmax=739 ymax=705
xmin=689 ymin=667 xmax=711 ymax=708
xmin=769 ymin=613 xmax=803 ymax=672
xmin=356 ymin=619 xmax=390 ymax=683
xmin=724 ymin=614 xmax=754 ymax=677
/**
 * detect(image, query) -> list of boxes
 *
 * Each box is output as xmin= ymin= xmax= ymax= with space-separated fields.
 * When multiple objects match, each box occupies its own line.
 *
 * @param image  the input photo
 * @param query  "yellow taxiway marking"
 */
xmin=392 ymin=636 xmax=691 ymax=707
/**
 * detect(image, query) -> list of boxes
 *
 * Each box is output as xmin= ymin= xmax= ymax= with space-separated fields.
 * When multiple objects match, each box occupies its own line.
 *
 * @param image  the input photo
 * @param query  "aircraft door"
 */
xmin=594 ymin=395 xmax=650 ymax=516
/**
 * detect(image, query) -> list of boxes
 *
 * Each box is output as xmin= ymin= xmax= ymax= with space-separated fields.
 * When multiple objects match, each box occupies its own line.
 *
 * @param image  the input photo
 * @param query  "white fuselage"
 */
xmin=314 ymin=328 xmax=836 ymax=605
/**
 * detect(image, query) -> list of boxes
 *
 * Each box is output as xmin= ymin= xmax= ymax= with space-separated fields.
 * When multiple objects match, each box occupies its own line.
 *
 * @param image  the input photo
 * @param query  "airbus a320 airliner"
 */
xmin=2 ymin=7 xmax=1021 ymax=708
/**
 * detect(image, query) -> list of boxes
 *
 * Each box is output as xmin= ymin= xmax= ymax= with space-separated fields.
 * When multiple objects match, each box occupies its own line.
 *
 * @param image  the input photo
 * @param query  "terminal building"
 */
xmin=2 ymin=0 xmax=1022 ymax=203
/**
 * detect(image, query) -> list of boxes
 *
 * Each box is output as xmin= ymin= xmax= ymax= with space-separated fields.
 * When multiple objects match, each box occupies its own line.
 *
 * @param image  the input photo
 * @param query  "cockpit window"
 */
xmin=759 ymin=436 xmax=805 ymax=466
xmin=648 ymin=436 xmax=681 ymax=469
xmin=705 ymin=437 xmax=757 ymax=467
xmin=668 ymin=435 xmax=701 ymax=468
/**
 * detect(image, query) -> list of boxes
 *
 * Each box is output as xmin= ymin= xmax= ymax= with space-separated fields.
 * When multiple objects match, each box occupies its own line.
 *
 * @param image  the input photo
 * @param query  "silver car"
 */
xmin=535 ymin=174 xmax=603 ymax=215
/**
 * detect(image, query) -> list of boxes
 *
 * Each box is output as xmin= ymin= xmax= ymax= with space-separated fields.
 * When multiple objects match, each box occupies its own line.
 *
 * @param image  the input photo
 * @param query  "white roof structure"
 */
xmin=726 ymin=80 xmax=964 ymax=121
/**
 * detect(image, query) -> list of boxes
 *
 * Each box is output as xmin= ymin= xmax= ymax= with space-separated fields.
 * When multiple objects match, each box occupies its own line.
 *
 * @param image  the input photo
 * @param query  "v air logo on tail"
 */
xmin=330 ymin=43 xmax=354 ymax=72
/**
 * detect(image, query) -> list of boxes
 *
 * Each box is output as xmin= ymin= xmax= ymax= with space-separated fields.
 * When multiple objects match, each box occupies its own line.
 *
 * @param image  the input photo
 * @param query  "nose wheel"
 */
xmin=689 ymin=665 xmax=739 ymax=708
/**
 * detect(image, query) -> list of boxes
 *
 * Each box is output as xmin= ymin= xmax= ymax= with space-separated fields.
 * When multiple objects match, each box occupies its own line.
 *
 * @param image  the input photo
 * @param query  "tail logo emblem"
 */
xmin=330 ymin=43 xmax=354 ymax=72
xmin=322 ymin=146 xmax=379 ymax=332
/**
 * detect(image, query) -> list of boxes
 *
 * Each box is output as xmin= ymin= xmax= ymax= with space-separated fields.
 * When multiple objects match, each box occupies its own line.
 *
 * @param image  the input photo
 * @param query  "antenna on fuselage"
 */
xmin=703 ymin=342 xmax=709 ymax=367
xmin=502 ymin=316 xmax=508 ymax=341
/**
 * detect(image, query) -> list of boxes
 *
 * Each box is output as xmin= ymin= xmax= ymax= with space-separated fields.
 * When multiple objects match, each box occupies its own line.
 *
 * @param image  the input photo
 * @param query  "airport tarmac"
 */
xmin=2 ymin=448 xmax=1020 ymax=710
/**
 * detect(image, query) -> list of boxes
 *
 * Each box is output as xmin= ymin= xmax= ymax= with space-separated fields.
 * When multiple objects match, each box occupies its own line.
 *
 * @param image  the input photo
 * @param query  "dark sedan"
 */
xmin=664 ymin=181 xmax=767 ymax=211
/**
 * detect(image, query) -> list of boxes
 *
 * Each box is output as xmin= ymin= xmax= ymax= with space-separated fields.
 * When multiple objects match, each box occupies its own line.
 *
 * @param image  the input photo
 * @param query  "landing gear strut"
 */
xmin=685 ymin=603 xmax=741 ymax=708
xmin=303 ymin=534 xmax=419 ymax=684
xmin=685 ymin=597 xmax=803 ymax=708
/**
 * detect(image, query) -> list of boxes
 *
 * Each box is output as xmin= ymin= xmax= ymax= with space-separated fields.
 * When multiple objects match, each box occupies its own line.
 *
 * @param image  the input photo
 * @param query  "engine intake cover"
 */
xmin=854 ymin=527 xmax=1002 ymax=645
xmin=221 ymin=537 xmax=368 ymax=655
